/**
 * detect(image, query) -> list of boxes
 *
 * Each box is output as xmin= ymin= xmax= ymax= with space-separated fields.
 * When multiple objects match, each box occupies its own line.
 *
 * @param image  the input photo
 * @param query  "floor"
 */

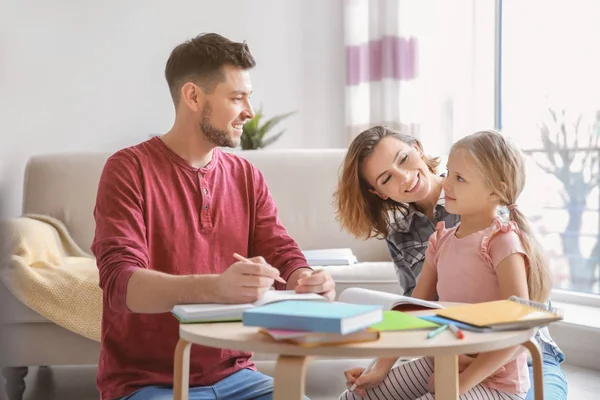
xmin=1 ymin=363 xmax=598 ymax=399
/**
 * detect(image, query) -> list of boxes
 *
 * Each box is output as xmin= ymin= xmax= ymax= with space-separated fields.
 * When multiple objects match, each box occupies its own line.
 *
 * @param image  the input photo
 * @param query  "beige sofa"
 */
xmin=1 ymin=148 xmax=401 ymax=400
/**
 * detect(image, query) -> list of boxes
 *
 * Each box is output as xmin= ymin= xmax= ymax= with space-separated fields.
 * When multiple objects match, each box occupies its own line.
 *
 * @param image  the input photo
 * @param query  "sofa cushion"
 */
xmin=21 ymin=150 xmax=392 ymax=263
xmin=1 ymin=285 xmax=49 ymax=323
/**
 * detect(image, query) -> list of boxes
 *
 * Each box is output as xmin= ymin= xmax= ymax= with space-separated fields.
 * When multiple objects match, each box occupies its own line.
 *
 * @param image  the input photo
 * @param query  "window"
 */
xmin=499 ymin=0 xmax=600 ymax=296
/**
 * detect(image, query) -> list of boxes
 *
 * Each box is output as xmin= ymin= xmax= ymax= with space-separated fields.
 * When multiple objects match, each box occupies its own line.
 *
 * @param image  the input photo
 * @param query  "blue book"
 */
xmin=419 ymin=315 xmax=492 ymax=332
xmin=242 ymin=301 xmax=383 ymax=335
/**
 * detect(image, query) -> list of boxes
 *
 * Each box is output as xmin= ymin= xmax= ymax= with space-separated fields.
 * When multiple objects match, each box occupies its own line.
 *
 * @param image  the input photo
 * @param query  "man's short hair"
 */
xmin=165 ymin=33 xmax=256 ymax=104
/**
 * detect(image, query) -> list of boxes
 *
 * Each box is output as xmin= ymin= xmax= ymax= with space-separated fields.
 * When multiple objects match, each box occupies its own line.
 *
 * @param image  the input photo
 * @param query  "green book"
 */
xmin=370 ymin=310 xmax=440 ymax=331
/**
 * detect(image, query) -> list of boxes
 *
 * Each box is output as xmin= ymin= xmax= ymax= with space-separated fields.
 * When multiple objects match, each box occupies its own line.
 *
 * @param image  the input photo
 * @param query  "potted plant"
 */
xmin=240 ymin=107 xmax=296 ymax=150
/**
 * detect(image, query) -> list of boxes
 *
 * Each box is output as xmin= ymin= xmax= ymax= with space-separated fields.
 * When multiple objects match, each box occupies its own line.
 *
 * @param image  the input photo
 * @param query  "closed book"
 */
xmin=242 ymin=300 xmax=383 ymax=335
xmin=370 ymin=310 xmax=440 ymax=332
xmin=419 ymin=315 xmax=492 ymax=332
xmin=434 ymin=296 xmax=563 ymax=331
xmin=171 ymin=290 xmax=326 ymax=323
xmin=259 ymin=327 xmax=380 ymax=347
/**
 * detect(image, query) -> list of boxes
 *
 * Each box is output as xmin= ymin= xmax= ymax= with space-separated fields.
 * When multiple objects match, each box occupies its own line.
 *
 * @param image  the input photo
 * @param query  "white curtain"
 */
xmin=344 ymin=0 xmax=494 ymax=158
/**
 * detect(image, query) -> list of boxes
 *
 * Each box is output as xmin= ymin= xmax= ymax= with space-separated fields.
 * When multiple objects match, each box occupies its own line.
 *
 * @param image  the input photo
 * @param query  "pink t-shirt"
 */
xmin=424 ymin=217 xmax=530 ymax=394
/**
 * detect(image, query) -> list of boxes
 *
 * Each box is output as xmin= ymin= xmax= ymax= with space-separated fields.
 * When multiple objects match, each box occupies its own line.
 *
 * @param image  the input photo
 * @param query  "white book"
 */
xmin=337 ymin=287 xmax=444 ymax=311
xmin=302 ymin=248 xmax=358 ymax=266
xmin=171 ymin=290 xmax=327 ymax=323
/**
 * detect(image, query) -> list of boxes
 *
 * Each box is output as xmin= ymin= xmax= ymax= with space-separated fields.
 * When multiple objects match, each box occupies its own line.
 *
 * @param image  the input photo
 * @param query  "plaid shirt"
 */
xmin=386 ymin=191 xmax=564 ymax=361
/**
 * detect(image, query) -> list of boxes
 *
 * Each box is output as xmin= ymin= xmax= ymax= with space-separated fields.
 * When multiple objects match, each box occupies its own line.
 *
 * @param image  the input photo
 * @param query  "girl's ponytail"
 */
xmin=508 ymin=205 xmax=553 ymax=303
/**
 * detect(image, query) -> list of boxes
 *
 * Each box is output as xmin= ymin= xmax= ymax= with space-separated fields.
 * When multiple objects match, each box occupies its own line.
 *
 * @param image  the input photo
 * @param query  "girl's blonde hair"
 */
xmin=451 ymin=130 xmax=553 ymax=302
xmin=333 ymin=126 xmax=440 ymax=240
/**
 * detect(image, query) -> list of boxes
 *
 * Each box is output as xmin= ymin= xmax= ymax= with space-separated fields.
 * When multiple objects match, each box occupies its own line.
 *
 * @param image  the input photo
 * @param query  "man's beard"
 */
xmin=199 ymin=101 xmax=237 ymax=148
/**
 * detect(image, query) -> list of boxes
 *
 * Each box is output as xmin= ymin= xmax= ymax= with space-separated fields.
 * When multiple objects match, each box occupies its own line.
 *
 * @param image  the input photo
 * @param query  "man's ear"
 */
xmin=180 ymin=82 xmax=204 ymax=112
xmin=368 ymin=188 xmax=389 ymax=200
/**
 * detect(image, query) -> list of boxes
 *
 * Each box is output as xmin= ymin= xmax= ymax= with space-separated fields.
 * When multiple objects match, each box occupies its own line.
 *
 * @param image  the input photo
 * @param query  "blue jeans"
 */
xmin=526 ymin=341 xmax=568 ymax=400
xmin=117 ymin=368 xmax=310 ymax=400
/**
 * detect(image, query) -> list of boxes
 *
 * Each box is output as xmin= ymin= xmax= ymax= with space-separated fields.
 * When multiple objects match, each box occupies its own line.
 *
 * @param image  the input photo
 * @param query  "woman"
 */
xmin=333 ymin=126 xmax=568 ymax=399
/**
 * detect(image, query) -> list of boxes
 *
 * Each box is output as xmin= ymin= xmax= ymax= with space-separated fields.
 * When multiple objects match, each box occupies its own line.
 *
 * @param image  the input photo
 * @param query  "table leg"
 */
xmin=522 ymin=338 xmax=544 ymax=400
xmin=173 ymin=338 xmax=192 ymax=400
xmin=434 ymin=354 xmax=459 ymax=400
xmin=273 ymin=355 xmax=310 ymax=400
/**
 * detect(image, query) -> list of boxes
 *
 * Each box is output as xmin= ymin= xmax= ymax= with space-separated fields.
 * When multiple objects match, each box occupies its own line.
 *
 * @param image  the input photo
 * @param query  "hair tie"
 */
xmin=507 ymin=204 xmax=518 ymax=211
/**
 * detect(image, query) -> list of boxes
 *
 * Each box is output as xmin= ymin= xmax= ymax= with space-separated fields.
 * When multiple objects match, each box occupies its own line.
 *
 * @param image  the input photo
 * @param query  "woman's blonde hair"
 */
xmin=333 ymin=126 xmax=440 ymax=240
xmin=451 ymin=130 xmax=553 ymax=302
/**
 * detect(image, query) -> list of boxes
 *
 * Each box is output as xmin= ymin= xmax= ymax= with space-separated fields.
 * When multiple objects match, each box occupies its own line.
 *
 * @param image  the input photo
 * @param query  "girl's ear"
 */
xmin=369 ymin=188 xmax=389 ymax=200
xmin=488 ymin=192 xmax=502 ymax=203
xmin=489 ymin=181 xmax=508 ymax=203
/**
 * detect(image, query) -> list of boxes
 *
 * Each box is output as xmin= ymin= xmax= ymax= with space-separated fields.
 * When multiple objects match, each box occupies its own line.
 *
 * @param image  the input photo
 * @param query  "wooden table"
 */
xmin=173 ymin=307 xmax=544 ymax=400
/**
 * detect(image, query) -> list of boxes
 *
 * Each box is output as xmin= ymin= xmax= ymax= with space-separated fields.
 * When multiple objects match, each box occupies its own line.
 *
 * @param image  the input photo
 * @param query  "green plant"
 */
xmin=240 ymin=108 xmax=296 ymax=150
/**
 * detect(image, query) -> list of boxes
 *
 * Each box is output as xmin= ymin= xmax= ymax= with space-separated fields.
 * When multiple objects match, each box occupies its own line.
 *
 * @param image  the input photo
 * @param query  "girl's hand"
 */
xmin=458 ymin=354 xmax=475 ymax=372
xmin=427 ymin=356 xmax=508 ymax=395
xmin=344 ymin=366 xmax=389 ymax=397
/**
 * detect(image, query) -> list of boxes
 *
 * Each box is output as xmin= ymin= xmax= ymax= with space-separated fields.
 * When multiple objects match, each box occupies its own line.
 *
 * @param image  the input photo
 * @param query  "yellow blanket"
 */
xmin=0 ymin=214 xmax=101 ymax=342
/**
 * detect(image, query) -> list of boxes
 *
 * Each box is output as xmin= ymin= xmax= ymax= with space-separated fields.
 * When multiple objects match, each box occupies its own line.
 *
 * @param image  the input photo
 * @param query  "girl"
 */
xmin=336 ymin=129 xmax=560 ymax=399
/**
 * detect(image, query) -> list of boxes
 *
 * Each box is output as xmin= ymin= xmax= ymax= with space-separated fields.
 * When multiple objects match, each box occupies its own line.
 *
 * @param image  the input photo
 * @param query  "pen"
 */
xmin=426 ymin=324 xmax=449 ymax=339
xmin=349 ymin=358 xmax=377 ymax=392
xmin=233 ymin=253 xmax=287 ymax=284
xmin=448 ymin=323 xmax=464 ymax=339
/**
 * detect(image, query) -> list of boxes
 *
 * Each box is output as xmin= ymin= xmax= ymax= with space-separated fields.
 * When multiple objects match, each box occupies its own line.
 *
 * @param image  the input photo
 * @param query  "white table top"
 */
xmin=178 ymin=303 xmax=537 ymax=359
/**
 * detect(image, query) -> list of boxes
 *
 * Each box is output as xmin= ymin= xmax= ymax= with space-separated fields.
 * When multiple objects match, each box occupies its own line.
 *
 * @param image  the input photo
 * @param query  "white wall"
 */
xmin=0 ymin=0 xmax=345 ymax=217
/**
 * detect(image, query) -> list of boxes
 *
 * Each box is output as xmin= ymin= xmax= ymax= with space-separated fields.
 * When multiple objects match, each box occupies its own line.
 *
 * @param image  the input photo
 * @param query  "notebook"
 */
xmin=171 ymin=290 xmax=327 ymax=323
xmin=259 ymin=327 xmax=380 ymax=347
xmin=418 ymin=315 xmax=492 ymax=333
xmin=434 ymin=296 xmax=564 ymax=331
xmin=337 ymin=287 xmax=443 ymax=312
xmin=370 ymin=310 xmax=440 ymax=332
xmin=242 ymin=300 xmax=383 ymax=335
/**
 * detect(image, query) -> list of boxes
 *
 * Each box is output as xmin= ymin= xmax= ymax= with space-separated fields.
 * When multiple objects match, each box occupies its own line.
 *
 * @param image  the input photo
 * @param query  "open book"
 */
xmin=301 ymin=248 xmax=358 ymax=266
xmin=338 ymin=287 xmax=443 ymax=312
xmin=171 ymin=290 xmax=327 ymax=323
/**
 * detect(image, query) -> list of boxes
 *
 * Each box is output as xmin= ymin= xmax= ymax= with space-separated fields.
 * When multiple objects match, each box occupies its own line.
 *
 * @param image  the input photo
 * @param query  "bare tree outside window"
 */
xmin=500 ymin=0 xmax=600 ymax=296
xmin=525 ymin=108 xmax=600 ymax=292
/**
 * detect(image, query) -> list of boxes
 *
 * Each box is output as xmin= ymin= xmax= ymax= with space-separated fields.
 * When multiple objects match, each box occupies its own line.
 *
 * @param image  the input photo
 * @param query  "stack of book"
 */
xmin=171 ymin=287 xmax=451 ymax=347
xmin=420 ymin=296 xmax=564 ymax=332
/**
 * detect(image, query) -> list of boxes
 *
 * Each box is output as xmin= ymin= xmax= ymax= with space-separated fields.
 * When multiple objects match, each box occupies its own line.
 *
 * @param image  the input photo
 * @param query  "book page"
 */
xmin=337 ymin=288 xmax=398 ymax=310
xmin=338 ymin=288 xmax=443 ymax=310
xmin=253 ymin=290 xmax=326 ymax=307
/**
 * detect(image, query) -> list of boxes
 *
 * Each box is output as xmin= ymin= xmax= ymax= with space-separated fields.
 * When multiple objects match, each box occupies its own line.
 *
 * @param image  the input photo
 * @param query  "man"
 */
xmin=91 ymin=33 xmax=335 ymax=400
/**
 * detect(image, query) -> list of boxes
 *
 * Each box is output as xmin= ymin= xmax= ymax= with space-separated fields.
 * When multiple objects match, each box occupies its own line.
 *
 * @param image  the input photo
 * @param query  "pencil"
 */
xmin=233 ymin=253 xmax=287 ymax=284
xmin=448 ymin=323 xmax=464 ymax=339
xmin=426 ymin=324 xmax=449 ymax=339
